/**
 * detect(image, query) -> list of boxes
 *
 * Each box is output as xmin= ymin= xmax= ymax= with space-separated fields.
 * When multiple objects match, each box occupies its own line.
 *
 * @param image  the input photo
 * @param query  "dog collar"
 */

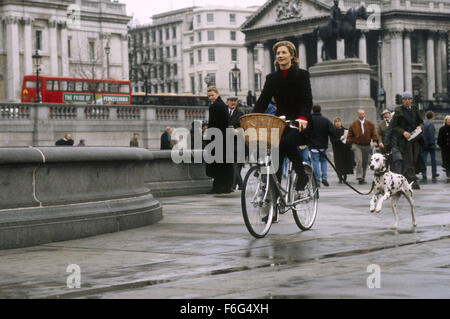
xmin=374 ymin=170 xmax=388 ymax=177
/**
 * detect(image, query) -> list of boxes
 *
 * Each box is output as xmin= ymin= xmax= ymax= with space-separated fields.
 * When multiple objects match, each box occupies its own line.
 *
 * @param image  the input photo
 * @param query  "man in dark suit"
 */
xmin=253 ymin=41 xmax=313 ymax=191
xmin=160 ymin=127 xmax=173 ymax=150
xmin=227 ymin=97 xmax=245 ymax=190
xmin=206 ymin=86 xmax=233 ymax=194
xmin=55 ymin=133 xmax=74 ymax=146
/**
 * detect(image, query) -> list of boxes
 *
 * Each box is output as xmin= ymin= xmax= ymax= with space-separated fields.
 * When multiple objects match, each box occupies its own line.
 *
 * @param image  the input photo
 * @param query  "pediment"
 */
xmin=242 ymin=0 xmax=331 ymax=30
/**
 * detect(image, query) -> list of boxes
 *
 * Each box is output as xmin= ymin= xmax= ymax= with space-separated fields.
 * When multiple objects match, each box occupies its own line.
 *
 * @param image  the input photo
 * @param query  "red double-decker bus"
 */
xmin=21 ymin=75 xmax=132 ymax=105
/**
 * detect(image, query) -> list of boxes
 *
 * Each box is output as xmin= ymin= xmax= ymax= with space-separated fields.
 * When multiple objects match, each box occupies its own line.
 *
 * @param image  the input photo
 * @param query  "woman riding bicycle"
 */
xmin=253 ymin=41 xmax=314 ymax=191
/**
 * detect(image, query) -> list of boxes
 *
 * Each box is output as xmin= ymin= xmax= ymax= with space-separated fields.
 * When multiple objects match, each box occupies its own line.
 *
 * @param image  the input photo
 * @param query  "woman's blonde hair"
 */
xmin=207 ymin=86 xmax=219 ymax=94
xmin=444 ymin=115 xmax=450 ymax=125
xmin=273 ymin=41 xmax=300 ymax=68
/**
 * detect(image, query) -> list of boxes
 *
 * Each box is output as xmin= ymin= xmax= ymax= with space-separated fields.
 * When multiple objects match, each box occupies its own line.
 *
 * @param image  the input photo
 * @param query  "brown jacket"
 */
xmin=347 ymin=119 xmax=379 ymax=145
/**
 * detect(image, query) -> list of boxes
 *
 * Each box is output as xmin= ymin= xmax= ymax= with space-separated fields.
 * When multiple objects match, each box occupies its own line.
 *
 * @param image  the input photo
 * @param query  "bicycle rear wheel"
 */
xmin=241 ymin=165 xmax=276 ymax=238
xmin=291 ymin=165 xmax=319 ymax=231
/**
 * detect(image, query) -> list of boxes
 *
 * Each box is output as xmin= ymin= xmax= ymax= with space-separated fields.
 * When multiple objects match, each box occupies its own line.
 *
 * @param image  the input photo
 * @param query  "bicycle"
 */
xmin=241 ymin=120 xmax=319 ymax=238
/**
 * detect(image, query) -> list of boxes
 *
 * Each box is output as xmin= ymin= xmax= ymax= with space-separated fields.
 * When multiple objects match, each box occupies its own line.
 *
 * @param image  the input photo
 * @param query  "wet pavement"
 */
xmin=0 ymin=166 xmax=449 ymax=299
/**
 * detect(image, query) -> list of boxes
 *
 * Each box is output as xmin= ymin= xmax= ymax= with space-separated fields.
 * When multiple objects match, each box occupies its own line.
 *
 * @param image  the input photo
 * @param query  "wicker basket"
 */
xmin=239 ymin=113 xmax=287 ymax=148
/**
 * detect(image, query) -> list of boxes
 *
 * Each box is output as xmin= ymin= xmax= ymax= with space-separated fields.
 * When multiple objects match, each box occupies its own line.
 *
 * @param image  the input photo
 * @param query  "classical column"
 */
xmin=297 ymin=36 xmax=307 ymax=69
xmin=121 ymin=34 xmax=129 ymax=80
xmin=337 ymin=39 xmax=345 ymax=60
xmin=441 ymin=32 xmax=448 ymax=93
xmin=317 ymin=39 xmax=323 ymax=63
xmin=60 ymin=22 xmax=69 ymax=76
xmin=359 ymin=31 xmax=368 ymax=63
xmin=246 ymin=43 xmax=256 ymax=94
xmin=403 ymin=29 xmax=413 ymax=93
xmin=23 ymin=17 xmax=34 ymax=76
xmin=6 ymin=16 xmax=20 ymax=101
xmin=390 ymin=29 xmax=404 ymax=99
xmin=263 ymin=41 xmax=272 ymax=76
xmin=426 ymin=31 xmax=436 ymax=100
xmin=49 ymin=20 xmax=58 ymax=75
xmin=436 ymin=31 xmax=444 ymax=93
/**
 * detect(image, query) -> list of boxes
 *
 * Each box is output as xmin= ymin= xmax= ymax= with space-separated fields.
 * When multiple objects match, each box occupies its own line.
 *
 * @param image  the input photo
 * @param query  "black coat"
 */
xmin=55 ymin=138 xmax=74 ymax=146
xmin=438 ymin=125 xmax=450 ymax=170
xmin=309 ymin=112 xmax=335 ymax=150
xmin=206 ymin=96 xmax=229 ymax=177
xmin=331 ymin=127 xmax=354 ymax=175
xmin=253 ymin=66 xmax=313 ymax=125
xmin=160 ymin=131 xmax=171 ymax=150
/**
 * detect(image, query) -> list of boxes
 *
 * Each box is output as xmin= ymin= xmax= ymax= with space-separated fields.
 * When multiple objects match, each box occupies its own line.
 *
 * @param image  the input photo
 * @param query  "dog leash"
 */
xmin=300 ymin=130 xmax=375 ymax=196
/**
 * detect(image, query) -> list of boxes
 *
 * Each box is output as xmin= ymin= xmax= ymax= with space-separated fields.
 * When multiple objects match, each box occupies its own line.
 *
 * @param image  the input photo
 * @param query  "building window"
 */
xmin=197 ymin=14 xmax=201 ymax=24
xmin=166 ymin=47 xmax=170 ymax=58
xmin=89 ymin=40 xmax=95 ymax=60
xmin=198 ymin=74 xmax=202 ymax=93
xmin=208 ymin=49 xmax=215 ymax=62
xmin=159 ymin=29 xmax=163 ymax=43
xmin=190 ymin=76 xmax=195 ymax=94
xmin=159 ymin=48 xmax=163 ymax=60
xmin=174 ymin=81 xmax=178 ymax=93
xmin=207 ymin=73 xmax=216 ymax=86
xmin=68 ymin=38 xmax=72 ymax=58
xmin=198 ymin=50 xmax=202 ymax=63
xmin=253 ymin=49 xmax=259 ymax=62
xmin=152 ymin=31 xmax=156 ymax=42
xmin=165 ymin=28 xmax=170 ymax=40
xmin=411 ymin=35 xmax=419 ymax=64
xmin=207 ymin=31 xmax=214 ymax=41
xmin=145 ymin=32 xmax=150 ymax=44
xmin=173 ymin=45 xmax=177 ymax=57
xmin=197 ymin=32 xmax=202 ymax=42
xmin=254 ymin=73 xmax=262 ymax=91
xmin=35 ymin=30 xmax=42 ymax=51
xmin=230 ymin=31 xmax=236 ymax=41
xmin=230 ymin=13 xmax=236 ymax=24
xmin=207 ymin=13 xmax=214 ymax=24
xmin=172 ymin=27 xmax=176 ymax=39
xmin=168 ymin=83 xmax=172 ymax=93
xmin=153 ymin=49 xmax=157 ymax=60
xmin=190 ymin=52 xmax=194 ymax=66
xmin=231 ymin=48 xmax=238 ymax=62
xmin=159 ymin=65 xmax=164 ymax=79
xmin=173 ymin=64 xmax=178 ymax=76
xmin=166 ymin=64 xmax=171 ymax=77
xmin=189 ymin=36 xmax=194 ymax=43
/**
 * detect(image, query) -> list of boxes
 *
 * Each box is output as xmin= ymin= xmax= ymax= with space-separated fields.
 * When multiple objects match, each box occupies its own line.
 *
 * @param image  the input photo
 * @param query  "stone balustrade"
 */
xmin=0 ymin=102 xmax=209 ymax=149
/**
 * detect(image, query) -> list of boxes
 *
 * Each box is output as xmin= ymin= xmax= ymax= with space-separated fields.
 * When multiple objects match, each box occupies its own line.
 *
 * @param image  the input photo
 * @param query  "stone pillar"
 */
xmin=390 ymin=29 xmax=404 ymax=99
xmin=436 ymin=31 xmax=444 ymax=93
xmin=403 ymin=29 xmax=413 ymax=93
xmin=426 ymin=31 xmax=436 ymax=100
xmin=298 ymin=36 xmax=307 ymax=69
xmin=23 ymin=17 xmax=34 ymax=76
xmin=246 ymin=43 xmax=256 ymax=94
xmin=6 ymin=16 xmax=20 ymax=101
xmin=442 ymin=32 xmax=448 ymax=93
xmin=337 ymin=39 xmax=345 ymax=60
xmin=317 ymin=39 xmax=323 ymax=63
xmin=49 ymin=20 xmax=58 ymax=76
xmin=263 ymin=41 xmax=272 ymax=76
xmin=121 ymin=34 xmax=129 ymax=80
xmin=61 ymin=22 xmax=69 ymax=76
xmin=359 ymin=31 xmax=367 ymax=64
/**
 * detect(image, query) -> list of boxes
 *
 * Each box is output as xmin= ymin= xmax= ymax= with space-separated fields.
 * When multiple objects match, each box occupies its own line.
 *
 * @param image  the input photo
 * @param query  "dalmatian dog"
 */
xmin=369 ymin=153 xmax=417 ymax=230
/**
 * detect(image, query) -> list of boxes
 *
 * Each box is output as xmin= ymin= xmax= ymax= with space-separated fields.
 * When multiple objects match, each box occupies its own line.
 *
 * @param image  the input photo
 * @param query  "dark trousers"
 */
xmin=212 ymin=163 xmax=234 ymax=192
xmin=233 ymin=162 xmax=244 ymax=189
xmin=402 ymin=140 xmax=421 ymax=183
xmin=277 ymin=128 xmax=307 ymax=181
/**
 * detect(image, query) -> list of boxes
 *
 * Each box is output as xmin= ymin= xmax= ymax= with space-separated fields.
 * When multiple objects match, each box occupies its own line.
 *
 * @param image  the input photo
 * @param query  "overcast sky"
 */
xmin=122 ymin=0 xmax=267 ymax=24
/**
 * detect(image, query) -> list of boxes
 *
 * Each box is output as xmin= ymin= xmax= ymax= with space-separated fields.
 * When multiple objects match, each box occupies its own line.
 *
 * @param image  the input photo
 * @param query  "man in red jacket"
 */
xmin=347 ymin=109 xmax=379 ymax=184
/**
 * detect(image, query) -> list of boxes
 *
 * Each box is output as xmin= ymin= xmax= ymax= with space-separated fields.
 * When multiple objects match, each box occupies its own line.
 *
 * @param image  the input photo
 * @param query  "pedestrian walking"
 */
xmin=160 ymin=127 xmax=173 ymax=150
xmin=330 ymin=117 xmax=353 ymax=183
xmin=253 ymin=40 xmax=313 ymax=191
xmin=205 ymin=86 xmax=234 ymax=194
xmin=130 ymin=133 xmax=140 ymax=148
xmin=55 ymin=133 xmax=74 ymax=146
xmin=77 ymin=139 xmax=86 ymax=147
xmin=421 ymin=111 xmax=439 ymax=182
xmin=378 ymin=109 xmax=392 ymax=153
xmin=309 ymin=104 xmax=335 ymax=187
xmin=390 ymin=91 xmax=425 ymax=189
xmin=437 ymin=115 xmax=450 ymax=179
xmin=227 ymin=97 xmax=245 ymax=190
xmin=346 ymin=109 xmax=379 ymax=184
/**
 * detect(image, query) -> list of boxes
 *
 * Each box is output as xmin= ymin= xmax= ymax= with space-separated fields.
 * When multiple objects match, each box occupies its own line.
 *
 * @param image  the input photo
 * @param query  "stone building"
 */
xmin=128 ymin=5 xmax=260 ymax=102
xmin=241 ymin=0 xmax=450 ymax=110
xmin=0 ymin=0 xmax=131 ymax=102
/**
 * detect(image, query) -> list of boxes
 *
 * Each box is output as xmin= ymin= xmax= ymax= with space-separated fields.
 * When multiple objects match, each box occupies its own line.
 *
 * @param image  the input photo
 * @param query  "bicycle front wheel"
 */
xmin=291 ymin=165 xmax=319 ymax=231
xmin=241 ymin=165 xmax=276 ymax=238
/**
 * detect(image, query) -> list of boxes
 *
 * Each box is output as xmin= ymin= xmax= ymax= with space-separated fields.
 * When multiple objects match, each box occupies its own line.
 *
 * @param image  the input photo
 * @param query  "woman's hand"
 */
xmin=296 ymin=119 xmax=308 ymax=132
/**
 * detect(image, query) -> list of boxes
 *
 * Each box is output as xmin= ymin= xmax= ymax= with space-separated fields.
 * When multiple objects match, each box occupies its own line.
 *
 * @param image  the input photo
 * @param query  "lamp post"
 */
xmin=32 ymin=49 xmax=42 ymax=103
xmin=231 ymin=64 xmax=240 ymax=98
xmin=377 ymin=37 xmax=384 ymax=110
xmin=142 ymin=58 xmax=150 ymax=99
xmin=204 ymin=74 xmax=211 ymax=88
xmin=105 ymin=43 xmax=111 ymax=79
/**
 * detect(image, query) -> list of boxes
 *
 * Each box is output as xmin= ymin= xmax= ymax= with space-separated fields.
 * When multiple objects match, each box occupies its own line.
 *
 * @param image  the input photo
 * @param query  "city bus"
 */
xmin=21 ymin=75 xmax=132 ymax=105
xmin=132 ymin=92 xmax=209 ymax=107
